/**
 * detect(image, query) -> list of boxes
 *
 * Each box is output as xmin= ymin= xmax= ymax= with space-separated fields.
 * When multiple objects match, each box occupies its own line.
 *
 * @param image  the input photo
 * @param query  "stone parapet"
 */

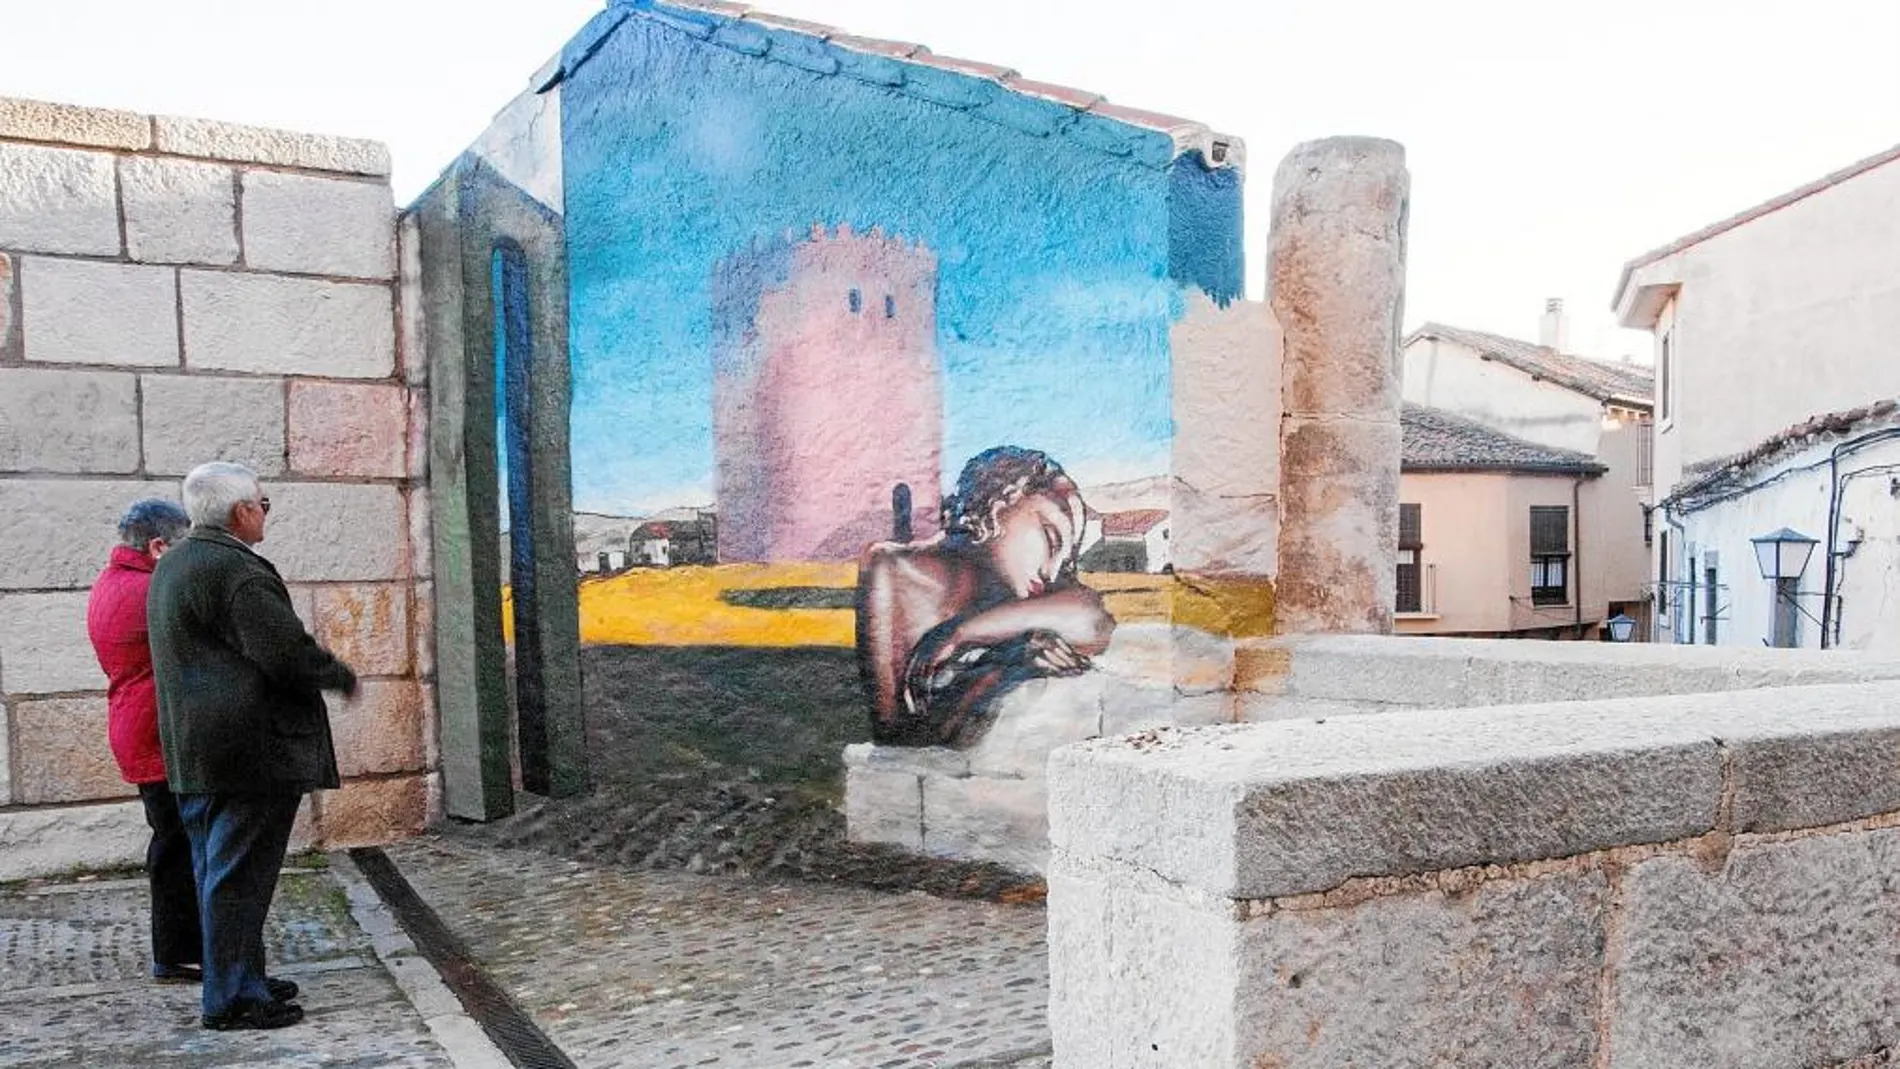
xmin=1047 ymin=678 xmax=1900 ymax=1068
xmin=1237 ymin=632 xmax=1900 ymax=716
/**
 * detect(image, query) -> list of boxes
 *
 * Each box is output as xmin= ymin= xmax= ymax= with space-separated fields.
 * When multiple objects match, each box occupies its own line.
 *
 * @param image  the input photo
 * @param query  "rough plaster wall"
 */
xmin=0 ymin=99 xmax=433 ymax=878
xmin=1392 ymin=472 xmax=1512 ymax=633
xmin=1401 ymin=336 xmax=1608 ymax=455
xmin=1663 ymin=158 xmax=1900 ymax=468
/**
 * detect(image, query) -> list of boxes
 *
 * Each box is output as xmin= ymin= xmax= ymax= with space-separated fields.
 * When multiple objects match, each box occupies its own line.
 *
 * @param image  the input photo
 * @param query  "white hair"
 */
xmin=182 ymin=462 xmax=261 ymax=528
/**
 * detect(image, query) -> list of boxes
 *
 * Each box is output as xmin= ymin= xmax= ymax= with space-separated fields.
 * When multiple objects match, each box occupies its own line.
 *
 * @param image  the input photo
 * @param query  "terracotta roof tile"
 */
xmin=1402 ymin=404 xmax=1605 ymax=475
xmin=1101 ymin=508 xmax=1170 ymax=537
xmin=625 ymin=1 xmax=1235 ymax=169
xmin=1008 ymin=78 xmax=1104 ymax=111
xmin=740 ymin=11 xmax=837 ymax=38
xmin=907 ymin=52 xmax=1019 ymax=82
xmin=1409 ymin=322 xmax=1654 ymax=407
xmin=828 ymin=34 xmax=925 ymax=59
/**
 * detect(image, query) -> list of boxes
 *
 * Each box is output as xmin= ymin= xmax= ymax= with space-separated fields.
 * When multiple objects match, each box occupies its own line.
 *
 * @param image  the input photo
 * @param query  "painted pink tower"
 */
xmin=711 ymin=223 xmax=943 ymax=562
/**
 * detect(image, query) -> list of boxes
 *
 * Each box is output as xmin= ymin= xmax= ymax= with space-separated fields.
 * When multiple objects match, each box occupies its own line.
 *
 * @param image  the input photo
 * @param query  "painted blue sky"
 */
xmin=561 ymin=11 xmax=1201 ymax=516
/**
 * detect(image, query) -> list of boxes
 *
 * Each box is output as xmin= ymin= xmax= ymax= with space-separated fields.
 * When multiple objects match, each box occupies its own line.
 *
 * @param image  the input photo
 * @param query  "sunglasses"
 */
xmin=255 ymin=496 xmax=272 ymax=515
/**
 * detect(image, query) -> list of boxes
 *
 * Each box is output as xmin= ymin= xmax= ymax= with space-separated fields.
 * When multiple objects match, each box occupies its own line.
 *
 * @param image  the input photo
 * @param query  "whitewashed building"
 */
xmin=1402 ymin=314 xmax=1655 ymax=638
xmin=1613 ymin=142 xmax=1900 ymax=649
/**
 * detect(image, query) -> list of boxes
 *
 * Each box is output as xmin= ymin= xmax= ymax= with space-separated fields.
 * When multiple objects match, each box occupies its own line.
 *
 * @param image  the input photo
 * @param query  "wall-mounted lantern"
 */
xmin=1750 ymin=527 xmax=1818 ymax=581
xmin=1606 ymin=613 xmax=1636 ymax=643
xmin=1751 ymin=527 xmax=1819 ymax=648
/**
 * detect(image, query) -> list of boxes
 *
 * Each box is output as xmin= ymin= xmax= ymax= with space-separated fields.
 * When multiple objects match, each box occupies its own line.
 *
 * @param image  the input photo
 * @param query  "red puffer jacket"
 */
xmin=87 ymin=545 xmax=167 ymax=784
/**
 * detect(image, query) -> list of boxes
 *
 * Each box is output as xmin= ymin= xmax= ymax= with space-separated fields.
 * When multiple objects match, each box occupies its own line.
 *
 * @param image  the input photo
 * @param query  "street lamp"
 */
xmin=1606 ymin=613 xmax=1636 ymax=643
xmin=1750 ymin=527 xmax=1819 ymax=580
xmin=1751 ymin=527 xmax=1819 ymax=648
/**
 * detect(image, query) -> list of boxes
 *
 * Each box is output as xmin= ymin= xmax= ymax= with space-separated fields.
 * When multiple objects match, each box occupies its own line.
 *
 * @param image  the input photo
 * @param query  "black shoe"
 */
xmin=202 ymin=998 xmax=304 ymax=1031
xmin=265 ymin=977 xmax=299 ymax=1003
xmin=152 ymin=964 xmax=204 ymax=984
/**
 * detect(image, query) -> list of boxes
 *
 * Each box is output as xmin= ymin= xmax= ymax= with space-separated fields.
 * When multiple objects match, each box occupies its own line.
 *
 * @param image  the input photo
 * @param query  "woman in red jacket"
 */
xmin=87 ymin=499 xmax=198 ymax=983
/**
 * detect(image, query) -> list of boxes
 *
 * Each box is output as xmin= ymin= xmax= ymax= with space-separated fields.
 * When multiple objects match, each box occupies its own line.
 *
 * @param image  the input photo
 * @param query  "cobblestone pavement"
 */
xmin=388 ymin=833 xmax=1054 ymax=1068
xmin=0 ymin=864 xmax=458 ymax=1069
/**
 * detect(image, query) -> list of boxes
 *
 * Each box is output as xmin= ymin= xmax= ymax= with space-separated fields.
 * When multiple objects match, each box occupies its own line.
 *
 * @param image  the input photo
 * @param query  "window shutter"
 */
xmin=1399 ymin=503 xmax=1423 ymax=550
xmin=1530 ymin=506 xmax=1569 ymax=555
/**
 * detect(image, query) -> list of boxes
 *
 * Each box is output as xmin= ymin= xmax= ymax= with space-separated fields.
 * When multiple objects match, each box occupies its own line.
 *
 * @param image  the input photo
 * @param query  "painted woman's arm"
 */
xmin=941 ymin=584 xmax=1115 ymax=657
xmin=855 ymin=546 xmax=906 ymax=723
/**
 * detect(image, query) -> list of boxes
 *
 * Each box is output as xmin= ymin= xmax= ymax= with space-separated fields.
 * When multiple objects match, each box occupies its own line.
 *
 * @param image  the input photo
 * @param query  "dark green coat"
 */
xmin=149 ymin=526 xmax=356 ymax=795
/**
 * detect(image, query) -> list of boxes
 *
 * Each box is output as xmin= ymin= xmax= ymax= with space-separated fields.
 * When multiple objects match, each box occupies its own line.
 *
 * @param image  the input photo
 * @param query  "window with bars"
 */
xmin=1530 ymin=505 xmax=1570 ymax=606
xmin=1396 ymin=503 xmax=1423 ymax=613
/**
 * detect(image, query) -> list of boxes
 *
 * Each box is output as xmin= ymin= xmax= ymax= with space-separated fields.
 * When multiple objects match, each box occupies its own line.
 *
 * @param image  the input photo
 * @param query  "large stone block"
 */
xmin=241 ymin=171 xmax=395 ymax=279
xmin=0 ymin=479 xmax=168 ymax=590
xmin=0 ymin=253 xmax=18 ymax=363
xmin=315 ymin=774 xmax=427 ymax=849
xmin=1048 ymin=701 xmax=1723 ymax=900
xmin=152 ymin=116 xmax=391 ymax=176
xmin=0 ymin=800 xmax=146 ymax=880
xmin=408 ymin=491 xmax=433 ymax=580
xmin=922 ymin=773 xmax=1048 ymax=874
xmin=0 ymin=698 xmax=10 ymax=803
xmin=413 ymin=580 xmax=435 ymax=679
xmin=1609 ymin=829 xmax=1900 ymax=1069
xmin=180 ymin=271 xmax=394 ymax=379
xmin=312 ymin=582 xmax=411 ymax=676
xmin=965 ymin=673 xmax=1105 ymax=779
xmin=0 ymin=97 xmax=150 ymax=150
xmin=20 ymin=258 xmax=180 ymax=367
xmin=0 ymin=143 xmax=119 ymax=255
xmin=1275 ymin=417 xmax=1401 ymax=635
xmin=845 ymin=762 xmax=924 ymax=851
xmin=11 ymin=696 xmax=130 ymax=804
xmin=406 ymin=387 xmax=429 ymax=480
xmin=1049 ymin=855 xmax=1241 ymax=1068
xmin=120 ymin=156 xmax=239 ymax=265
xmin=0 ymin=368 xmax=139 ymax=473
xmin=1229 ymin=869 xmax=1608 ymax=1068
xmin=287 ymin=381 xmax=406 ymax=478
xmin=0 ymin=592 xmax=104 ymax=693
xmin=256 ymin=483 xmax=406 ymax=582
xmin=397 ymin=214 xmax=427 ymax=386
xmin=139 ymin=373 xmax=286 ymax=476
xmin=330 ymin=679 xmax=427 ymax=778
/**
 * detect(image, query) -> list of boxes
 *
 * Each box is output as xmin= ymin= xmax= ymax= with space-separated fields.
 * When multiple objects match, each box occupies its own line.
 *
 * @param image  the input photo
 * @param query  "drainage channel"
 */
xmin=348 ymin=846 xmax=578 ymax=1069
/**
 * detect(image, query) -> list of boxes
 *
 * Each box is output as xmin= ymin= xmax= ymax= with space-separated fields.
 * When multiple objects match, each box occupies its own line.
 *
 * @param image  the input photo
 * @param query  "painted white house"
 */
xmin=1613 ymin=141 xmax=1900 ymax=650
xmin=1403 ymin=313 xmax=1655 ymax=639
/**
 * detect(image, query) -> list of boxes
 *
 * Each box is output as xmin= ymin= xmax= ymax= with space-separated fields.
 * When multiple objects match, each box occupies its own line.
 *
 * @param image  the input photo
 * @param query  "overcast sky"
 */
xmin=3 ymin=0 xmax=1895 ymax=360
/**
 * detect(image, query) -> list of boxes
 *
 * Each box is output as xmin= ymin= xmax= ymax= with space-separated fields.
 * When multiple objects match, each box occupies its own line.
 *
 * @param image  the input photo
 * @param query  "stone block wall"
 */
xmin=1047 ymin=679 xmax=1900 ymax=1068
xmin=0 ymin=97 xmax=434 ymax=879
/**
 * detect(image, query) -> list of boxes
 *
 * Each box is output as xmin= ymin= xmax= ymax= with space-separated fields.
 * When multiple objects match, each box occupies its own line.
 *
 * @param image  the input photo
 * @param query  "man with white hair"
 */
xmin=148 ymin=462 xmax=358 ymax=1031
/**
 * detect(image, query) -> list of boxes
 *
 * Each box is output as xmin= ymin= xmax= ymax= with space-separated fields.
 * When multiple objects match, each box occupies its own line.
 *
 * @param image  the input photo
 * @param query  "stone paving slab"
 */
xmin=388 ymin=834 xmax=1054 ymax=1068
xmin=0 ymin=866 xmax=457 ymax=1068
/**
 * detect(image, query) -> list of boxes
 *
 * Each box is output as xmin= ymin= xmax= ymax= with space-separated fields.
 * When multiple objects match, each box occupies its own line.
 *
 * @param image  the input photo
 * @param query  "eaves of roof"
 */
xmin=543 ymin=0 xmax=1246 ymax=174
xmin=1609 ymin=141 xmax=1900 ymax=315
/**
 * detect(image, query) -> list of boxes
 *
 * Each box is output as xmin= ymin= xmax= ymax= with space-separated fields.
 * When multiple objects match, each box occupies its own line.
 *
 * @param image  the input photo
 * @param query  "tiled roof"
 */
xmin=1100 ymin=508 xmax=1169 ymax=537
xmin=1402 ymin=404 xmax=1606 ymax=475
xmin=1408 ymin=323 xmax=1654 ymax=408
xmin=548 ymin=0 xmax=1243 ymax=173
xmin=1612 ymin=142 xmax=1900 ymax=312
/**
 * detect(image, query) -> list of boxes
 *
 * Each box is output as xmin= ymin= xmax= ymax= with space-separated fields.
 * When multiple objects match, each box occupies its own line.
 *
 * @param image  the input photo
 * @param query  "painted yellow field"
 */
xmin=503 ymin=564 xmax=1272 ymax=647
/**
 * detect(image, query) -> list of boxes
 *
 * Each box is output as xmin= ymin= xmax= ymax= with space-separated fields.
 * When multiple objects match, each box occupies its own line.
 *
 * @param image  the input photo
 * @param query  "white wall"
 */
xmin=1402 ymin=336 xmax=1606 ymax=455
xmin=1634 ymin=156 xmax=1900 ymax=483
xmin=1659 ymin=426 xmax=1900 ymax=652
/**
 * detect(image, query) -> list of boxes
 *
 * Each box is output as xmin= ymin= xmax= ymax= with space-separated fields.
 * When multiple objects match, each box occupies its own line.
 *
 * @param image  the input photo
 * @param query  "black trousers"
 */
xmin=137 ymin=782 xmax=202 ymax=969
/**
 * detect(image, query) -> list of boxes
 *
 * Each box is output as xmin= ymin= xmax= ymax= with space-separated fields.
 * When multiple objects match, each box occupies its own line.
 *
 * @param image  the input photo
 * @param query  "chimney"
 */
xmin=1539 ymin=297 xmax=1569 ymax=351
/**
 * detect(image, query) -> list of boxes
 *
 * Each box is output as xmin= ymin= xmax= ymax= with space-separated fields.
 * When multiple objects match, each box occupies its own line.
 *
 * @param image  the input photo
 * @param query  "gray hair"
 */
xmin=118 ymin=498 xmax=190 ymax=548
xmin=182 ymin=462 xmax=261 ymax=528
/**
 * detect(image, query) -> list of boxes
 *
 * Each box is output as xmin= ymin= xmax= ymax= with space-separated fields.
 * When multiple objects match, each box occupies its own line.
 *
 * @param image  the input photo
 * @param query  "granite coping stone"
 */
xmin=1049 ymin=680 xmax=1900 ymax=900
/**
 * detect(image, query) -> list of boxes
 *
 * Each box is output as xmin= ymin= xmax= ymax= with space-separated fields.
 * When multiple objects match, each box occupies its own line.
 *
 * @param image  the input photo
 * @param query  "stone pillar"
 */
xmin=1268 ymin=137 xmax=1409 ymax=635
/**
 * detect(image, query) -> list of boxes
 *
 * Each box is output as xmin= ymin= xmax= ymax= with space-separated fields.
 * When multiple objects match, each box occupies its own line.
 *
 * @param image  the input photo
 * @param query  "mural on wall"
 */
xmin=451 ymin=1 xmax=1249 ymax=788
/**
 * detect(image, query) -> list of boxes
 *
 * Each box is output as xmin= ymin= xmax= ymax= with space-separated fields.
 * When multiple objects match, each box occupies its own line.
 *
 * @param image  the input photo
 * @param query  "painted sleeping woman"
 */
xmin=856 ymin=446 xmax=1116 ymax=747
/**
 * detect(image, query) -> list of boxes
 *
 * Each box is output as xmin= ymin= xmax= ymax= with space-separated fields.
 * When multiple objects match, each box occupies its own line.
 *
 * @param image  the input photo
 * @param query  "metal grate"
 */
xmin=349 ymin=847 xmax=577 ymax=1069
